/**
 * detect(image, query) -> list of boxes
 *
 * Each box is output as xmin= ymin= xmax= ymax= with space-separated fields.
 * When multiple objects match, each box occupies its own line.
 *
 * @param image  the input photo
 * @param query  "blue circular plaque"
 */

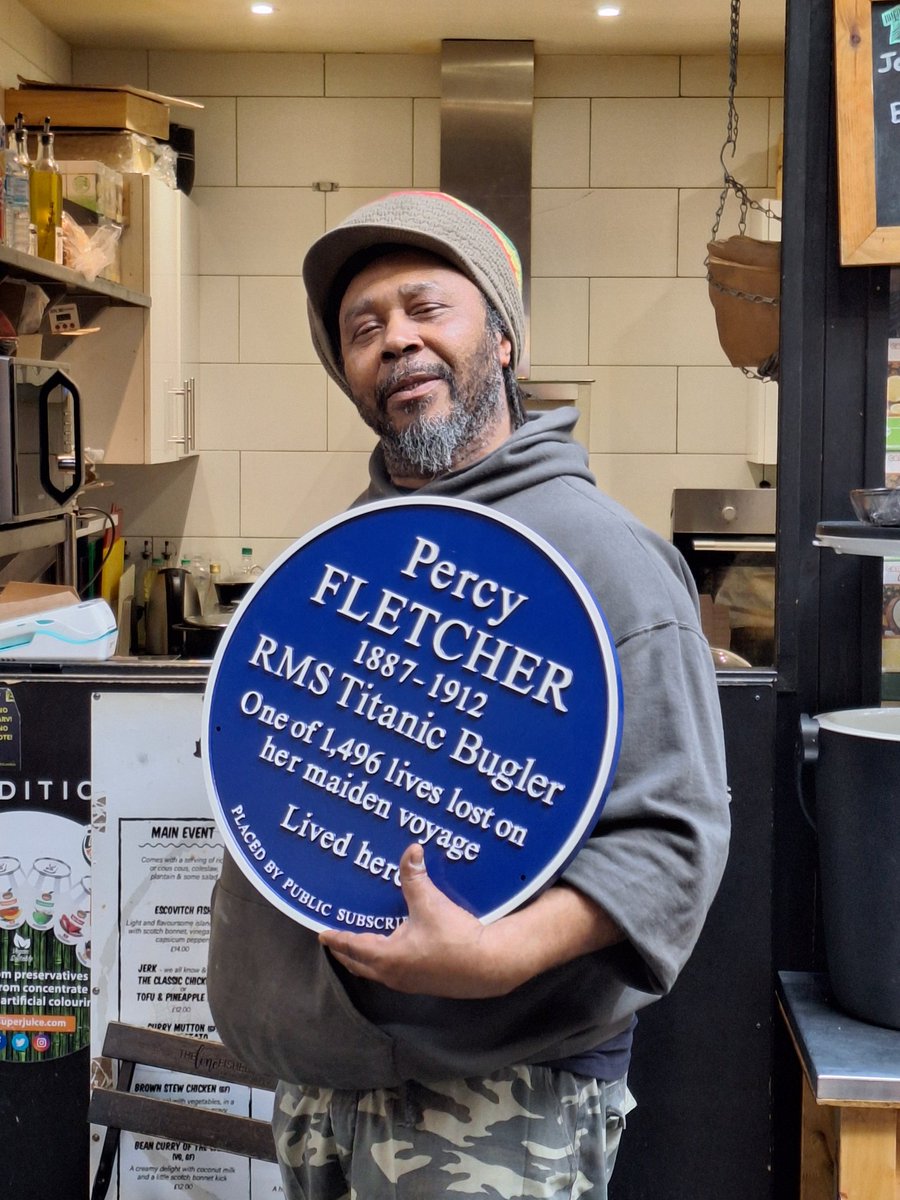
xmin=202 ymin=498 xmax=622 ymax=932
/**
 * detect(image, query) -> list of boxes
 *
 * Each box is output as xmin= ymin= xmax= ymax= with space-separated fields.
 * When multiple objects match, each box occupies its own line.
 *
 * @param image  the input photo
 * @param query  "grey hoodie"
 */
xmin=206 ymin=409 xmax=730 ymax=1088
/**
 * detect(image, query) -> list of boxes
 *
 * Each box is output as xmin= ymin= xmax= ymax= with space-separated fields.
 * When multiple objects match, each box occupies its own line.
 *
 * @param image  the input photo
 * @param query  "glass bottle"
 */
xmin=55 ymin=874 xmax=91 ymax=945
xmin=209 ymin=561 xmax=222 ymax=611
xmin=0 ymin=857 xmax=26 ymax=929
xmin=4 ymin=114 xmax=31 ymax=254
xmin=30 ymin=116 xmax=63 ymax=264
xmin=26 ymin=857 xmax=71 ymax=931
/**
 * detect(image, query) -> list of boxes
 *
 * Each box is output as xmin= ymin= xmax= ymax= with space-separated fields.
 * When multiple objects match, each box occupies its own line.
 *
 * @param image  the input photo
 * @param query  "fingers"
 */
xmin=401 ymin=841 xmax=428 ymax=878
xmin=319 ymin=928 xmax=384 ymax=974
xmin=317 ymin=844 xmax=485 ymax=994
xmin=399 ymin=842 xmax=433 ymax=902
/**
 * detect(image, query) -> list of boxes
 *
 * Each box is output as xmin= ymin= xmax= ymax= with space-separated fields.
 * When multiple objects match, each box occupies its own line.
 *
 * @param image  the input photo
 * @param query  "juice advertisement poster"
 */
xmin=0 ymin=809 xmax=91 ymax=1062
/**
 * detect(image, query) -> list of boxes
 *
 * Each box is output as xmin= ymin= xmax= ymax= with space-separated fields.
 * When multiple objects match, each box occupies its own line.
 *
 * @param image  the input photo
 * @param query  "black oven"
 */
xmin=671 ymin=488 xmax=776 ymax=668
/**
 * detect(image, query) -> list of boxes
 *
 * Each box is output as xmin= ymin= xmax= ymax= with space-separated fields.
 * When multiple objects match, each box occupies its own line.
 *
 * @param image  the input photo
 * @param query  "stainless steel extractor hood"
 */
xmin=441 ymin=40 xmax=534 ymax=374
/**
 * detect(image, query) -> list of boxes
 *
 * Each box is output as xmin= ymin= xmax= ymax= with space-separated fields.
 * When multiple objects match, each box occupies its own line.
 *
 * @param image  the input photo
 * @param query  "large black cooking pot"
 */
xmin=174 ymin=610 xmax=234 ymax=659
xmin=215 ymin=578 xmax=253 ymax=607
xmin=804 ymin=707 xmax=900 ymax=1029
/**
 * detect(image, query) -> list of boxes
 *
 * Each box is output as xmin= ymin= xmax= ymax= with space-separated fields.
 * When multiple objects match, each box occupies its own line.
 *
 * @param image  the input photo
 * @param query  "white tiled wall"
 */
xmin=4 ymin=33 xmax=783 ymax=571
xmin=0 ymin=0 xmax=71 ymax=87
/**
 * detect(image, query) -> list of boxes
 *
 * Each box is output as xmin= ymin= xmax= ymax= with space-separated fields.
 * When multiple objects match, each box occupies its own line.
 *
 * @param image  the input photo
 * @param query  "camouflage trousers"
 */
xmin=272 ymin=1065 xmax=633 ymax=1200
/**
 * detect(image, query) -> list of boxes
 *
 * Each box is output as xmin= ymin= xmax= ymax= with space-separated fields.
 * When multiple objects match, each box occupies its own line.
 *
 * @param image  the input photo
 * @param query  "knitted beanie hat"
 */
xmin=302 ymin=190 xmax=525 ymax=396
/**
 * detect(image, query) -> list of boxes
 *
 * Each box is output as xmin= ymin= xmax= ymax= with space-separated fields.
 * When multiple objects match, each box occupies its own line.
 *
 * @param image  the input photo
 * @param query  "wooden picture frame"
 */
xmin=835 ymin=0 xmax=900 ymax=263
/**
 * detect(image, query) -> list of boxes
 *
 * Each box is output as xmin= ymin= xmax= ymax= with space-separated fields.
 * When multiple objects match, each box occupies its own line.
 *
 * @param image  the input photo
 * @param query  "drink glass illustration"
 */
xmin=56 ymin=874 xmax=90 ymax=945
xmin=0 ymin=857 xmax=26 ymax=929
xmin=27 ymin=857 xmax=71 ymax=931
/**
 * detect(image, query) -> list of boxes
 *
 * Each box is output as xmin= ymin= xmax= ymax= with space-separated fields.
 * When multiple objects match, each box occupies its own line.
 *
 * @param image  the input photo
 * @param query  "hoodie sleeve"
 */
xmin=562 ymin=613 xmax=730 ymax=995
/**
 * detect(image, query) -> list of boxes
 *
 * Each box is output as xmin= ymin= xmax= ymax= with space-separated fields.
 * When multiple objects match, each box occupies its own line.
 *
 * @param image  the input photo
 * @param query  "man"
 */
xmin=206 ymin=191 xmax=730 ymax=1200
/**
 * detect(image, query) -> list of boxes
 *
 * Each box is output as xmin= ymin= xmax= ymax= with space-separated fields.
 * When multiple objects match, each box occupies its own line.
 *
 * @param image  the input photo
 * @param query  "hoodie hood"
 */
xmin=363 ymin=407 xmax=594 ymax=508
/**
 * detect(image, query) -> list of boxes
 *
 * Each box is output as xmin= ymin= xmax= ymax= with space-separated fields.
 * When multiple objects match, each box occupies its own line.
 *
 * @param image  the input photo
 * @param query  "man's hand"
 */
xmin=319 ymin=843 xmax=504 ymax=997
xmin=318 ymin=843 xmax=623 ymax=999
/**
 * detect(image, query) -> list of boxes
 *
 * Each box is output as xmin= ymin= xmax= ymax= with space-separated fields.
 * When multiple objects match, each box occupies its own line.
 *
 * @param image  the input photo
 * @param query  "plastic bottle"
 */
xmin=143 ymin=557 xmax=164 ymax=606
xmin=236 ymin=547 xmax=262 ymax=578
xmin=4 ymin=114 xmax=31 ymax=254
xmin=137 ymin=557 xmax=164 ymax=653
xmin=190 ymin=553 xmax=211 ymax=612
xmin=30 ymin=117 xmax=63 ymax=264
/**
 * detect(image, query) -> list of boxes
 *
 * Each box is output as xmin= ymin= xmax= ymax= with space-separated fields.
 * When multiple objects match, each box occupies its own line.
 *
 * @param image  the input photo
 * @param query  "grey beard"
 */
xmin=359 ymin=332 xmax=506 ymax=478
xmin=378 ymin=377 xmax=501 ymax=478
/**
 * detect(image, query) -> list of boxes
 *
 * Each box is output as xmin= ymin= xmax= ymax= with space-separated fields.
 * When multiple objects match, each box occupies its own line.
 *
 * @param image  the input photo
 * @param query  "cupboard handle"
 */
xmin=166 ymin=385 xmax=188 ymax=445
xmin=187 ymin=377 xmax=196 ymax=452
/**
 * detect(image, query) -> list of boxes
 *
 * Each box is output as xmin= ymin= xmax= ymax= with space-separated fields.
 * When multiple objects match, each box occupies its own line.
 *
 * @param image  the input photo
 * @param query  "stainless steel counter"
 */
xmin=0 ymin=655 xmax=211 ymax=685
xmin=778 ymin=971 xmax=900 ymax=1104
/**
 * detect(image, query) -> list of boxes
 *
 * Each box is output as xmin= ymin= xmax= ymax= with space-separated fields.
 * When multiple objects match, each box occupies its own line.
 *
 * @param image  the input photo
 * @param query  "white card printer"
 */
xmin=0 ymin=598 xmax=117 ymax=661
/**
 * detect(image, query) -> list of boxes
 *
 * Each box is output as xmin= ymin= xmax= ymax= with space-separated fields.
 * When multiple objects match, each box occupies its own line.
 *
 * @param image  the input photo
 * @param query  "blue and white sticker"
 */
xmin=202 ymin=498 xmax=622 ymax=933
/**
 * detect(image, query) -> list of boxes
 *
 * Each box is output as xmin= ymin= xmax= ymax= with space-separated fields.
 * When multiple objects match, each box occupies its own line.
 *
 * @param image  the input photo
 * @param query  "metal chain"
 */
xmin=708 ymin=276 xmax=779 ymax=306
xmin=706 ymin=0 xmax=781 ymax=380
xmin=710 ymin=0 xmax=777 ymax=240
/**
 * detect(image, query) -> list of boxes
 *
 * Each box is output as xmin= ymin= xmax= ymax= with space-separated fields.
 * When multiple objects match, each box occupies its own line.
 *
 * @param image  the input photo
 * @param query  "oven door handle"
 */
xmin=690 ymin=538 xmax=776 ymax=552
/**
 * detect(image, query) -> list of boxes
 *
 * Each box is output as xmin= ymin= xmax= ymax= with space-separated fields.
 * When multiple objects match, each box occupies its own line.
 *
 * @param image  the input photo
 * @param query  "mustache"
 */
xmin=375 ymin=361 xmax=453 ymax=412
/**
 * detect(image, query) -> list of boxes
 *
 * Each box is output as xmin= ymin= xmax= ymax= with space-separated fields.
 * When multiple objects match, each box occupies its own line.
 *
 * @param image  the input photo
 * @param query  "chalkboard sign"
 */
xmin=835 ymin=0 xmax=900 ymax=262
xmin=872 ymin=2 xmax=900 ymax=223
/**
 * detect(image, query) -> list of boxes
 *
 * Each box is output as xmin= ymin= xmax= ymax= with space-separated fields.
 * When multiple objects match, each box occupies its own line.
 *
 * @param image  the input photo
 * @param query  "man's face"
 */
xmin=337 ymin=249 xmax=513 ymax=483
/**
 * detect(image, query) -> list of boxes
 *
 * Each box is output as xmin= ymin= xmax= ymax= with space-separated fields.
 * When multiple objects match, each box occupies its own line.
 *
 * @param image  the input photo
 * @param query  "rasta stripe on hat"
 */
xmin=411 ymin=190 xmax=524 ymax=295
xmin=301 ymin=190 xmax=525 ymax=397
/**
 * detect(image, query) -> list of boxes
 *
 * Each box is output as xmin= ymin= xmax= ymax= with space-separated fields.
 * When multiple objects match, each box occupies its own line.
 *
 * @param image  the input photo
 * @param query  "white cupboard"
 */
xmin=74 ymin=174 xmax=198 ymax=465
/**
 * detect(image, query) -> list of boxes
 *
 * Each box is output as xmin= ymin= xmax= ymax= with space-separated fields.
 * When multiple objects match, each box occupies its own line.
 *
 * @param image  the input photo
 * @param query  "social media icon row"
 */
xmin=0 ymin=1031 xmax=51 ymax=1052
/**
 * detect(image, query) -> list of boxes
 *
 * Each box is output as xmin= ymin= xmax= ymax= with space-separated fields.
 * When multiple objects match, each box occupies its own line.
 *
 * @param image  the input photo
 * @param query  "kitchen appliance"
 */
xmin=177 ymin=608 xmax=235 ymax=659
xmin=802 ymin=707 xmax=900 ymax=1029
xmin=671 ymin=487 xmax=776 ymax=667
xmin=213 ymin=577 xmax=253 ymax=607
xmin=175 ymin=576 xmax=248 ymax=659
xmin=0 ymin=357 xmax=83 ymax=525
xmin=145 ymin=566 xmax=200 ymax=656
xmin=0 ymin=596 xmax=116 ymax=660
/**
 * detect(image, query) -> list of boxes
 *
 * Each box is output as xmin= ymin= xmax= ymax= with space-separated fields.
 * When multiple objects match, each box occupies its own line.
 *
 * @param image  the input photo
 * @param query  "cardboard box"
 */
xmin=58 ymin=160 xmax=124 ymax=222
xmin=5 ymin=88 xmax=169 ymax=139
xmin=0 ymin=583 xmax=79 ymax=620
xmin=4 ymin=82 xmax=201 ymax=141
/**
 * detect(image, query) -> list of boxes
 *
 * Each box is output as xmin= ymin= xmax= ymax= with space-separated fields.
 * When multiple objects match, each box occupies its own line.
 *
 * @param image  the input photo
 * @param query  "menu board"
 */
xmin=835 ymin=0 xmax=900 ymax=262
xmin=873 ymin=1 xmax=900 ymax=224
xmin=91 ymin=691 xmax=283 ymax=1200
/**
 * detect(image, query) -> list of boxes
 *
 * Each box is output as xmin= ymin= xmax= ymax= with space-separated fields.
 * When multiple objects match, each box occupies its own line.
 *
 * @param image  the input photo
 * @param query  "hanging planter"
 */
xmin=707 ymin=234 xmax=781 ymax=377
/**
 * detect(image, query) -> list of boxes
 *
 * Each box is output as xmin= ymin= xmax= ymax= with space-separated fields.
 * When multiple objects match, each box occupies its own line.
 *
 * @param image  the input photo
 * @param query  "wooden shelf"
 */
xmin=0 ymin=515 xmax=66 ymax=557
xmin=0 ymin=244 xmax=150 ymax=308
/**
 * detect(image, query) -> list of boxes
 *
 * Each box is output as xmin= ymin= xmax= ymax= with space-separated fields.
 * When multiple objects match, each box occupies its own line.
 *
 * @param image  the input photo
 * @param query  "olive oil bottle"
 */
xmin=30 ymin=116 xmax=63 ymax=264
